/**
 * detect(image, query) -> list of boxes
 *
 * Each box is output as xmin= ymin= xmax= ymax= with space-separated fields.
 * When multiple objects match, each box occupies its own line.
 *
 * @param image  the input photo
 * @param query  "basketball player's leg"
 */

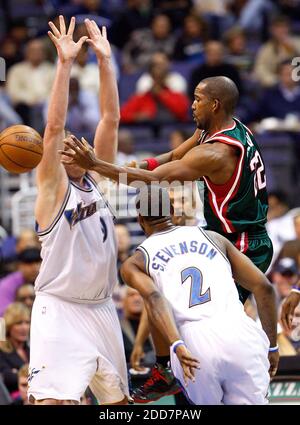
xmin=170 ymin=322 xmax=223 ymax=405
xmin=88 ymin=299 xmax=130 ymax=405
xmin=132 ymin=312 xmax=181 ymax=403
xmin=221 ymin=318 xmax=270 ymax=405
xmin=28 ymin=294 xmax=102 ymax=404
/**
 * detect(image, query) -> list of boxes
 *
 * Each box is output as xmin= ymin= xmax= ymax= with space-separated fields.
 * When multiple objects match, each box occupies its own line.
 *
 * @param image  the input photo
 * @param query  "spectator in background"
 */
xmin=0 ymin=303 xmax=30 ymax=395
xmin=136 ymin=52 xmax=187 ymax=95
xmin=44 ymin=76 xmax=99 ymax=135
xmin=271 ymin=257 xmax=299 ymax=307
xmin=254 ymin=16 xmax=300 ymax=87
xmin=116 ymin=129 xmax=136 ymax=165
xmin=266 ymin=191 xmax=296 ymax=262
xmin=10 ymin=364 xmax=29 ymax=405
xmin=0 ymin=247 xmax=41 ymax=316
xmin=173 ymin=14 xmax=207 ymax=63
xmin=0 ymin=82 xmax=23 ymax=132
xmin=121 ymin=53 xmax=189 ymax=123
xmin=116 ymin=224 xmax=132 ymax=282
xmin=223 ymin=27 xmax=253 ymax=76
xmin=110 ymin=0 xmax=153 ymax=49
xmin=120 ymin=287 xmax=154 ymax=367
xmin=123 ymin=14 xmax=175 ymax=73
xmin=0 ymin=38 xmax=22 ymax=70
xmin=277 ymin=212 xmax=300 ymax=269
xmin=15 ymin=284 xmax=35 ymax=313
xmin=153 ymin=0 xmax=192 ymax=27
xmin=168 ymin=129 xmax=190 ymax=151
xmin=66 ymin=76 xmax=99 ymax=134
xmin=188 ymin=40 xmax=243 ymax=100
xmin=254 ymin=60 xmax=300 ymax=121
xmin=71 ymin=44 xmax=99 ymax=94
xmin=278 ymin=301 xmax=300 ymax=356
xmin=6 ymin=38 xmax=54 ymax=125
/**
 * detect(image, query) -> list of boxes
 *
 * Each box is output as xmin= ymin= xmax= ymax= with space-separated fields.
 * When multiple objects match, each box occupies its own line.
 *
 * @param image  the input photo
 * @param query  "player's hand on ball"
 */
xmin=268 ymin=351 xmax=279 ymax=378
xmin=84 ymin=19 xmax=111 ymax=61
xmin=175 ymin=344 xmax=200 ymax=386
xmin=48 ymin=16 xmax=88 ymax=63
xmin=60 ymin=135 xmax=97 ymax=170
xmin=281 ymin=291 xmax=300 ymax=332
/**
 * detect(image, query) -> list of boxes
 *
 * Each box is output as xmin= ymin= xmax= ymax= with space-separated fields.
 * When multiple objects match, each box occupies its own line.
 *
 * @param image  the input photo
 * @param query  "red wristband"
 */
xmin=144 ymin=158 xmax=160 ymax=171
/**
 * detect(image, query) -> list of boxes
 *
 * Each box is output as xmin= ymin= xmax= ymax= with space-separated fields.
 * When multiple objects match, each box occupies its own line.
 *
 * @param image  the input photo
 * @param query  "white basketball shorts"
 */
xmin=28 ymin=293 xmax=129 ymax=404
xmin=170 ymin=314 xmax=270 ymax=405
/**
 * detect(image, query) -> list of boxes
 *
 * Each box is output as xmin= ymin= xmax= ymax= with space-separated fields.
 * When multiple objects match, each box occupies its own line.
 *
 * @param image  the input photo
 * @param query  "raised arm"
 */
xmin=222 ymin=236 xmax=279 ymax=377
xmin=84 ymin=20 xmax=119 ymax=168
xmin=121 ymin=251 xmax=200 ymax=384
xmin=35 ymin=16 xmax=87 ymax=230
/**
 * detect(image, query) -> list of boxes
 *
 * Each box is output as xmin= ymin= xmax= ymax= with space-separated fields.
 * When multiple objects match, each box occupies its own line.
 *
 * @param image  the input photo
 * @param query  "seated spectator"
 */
xmin=110 ymin=0 xmax=153 ymax=49
xmin=136 ymin=52 xmax=187 ymax=95
xmin=169 ymin=129 xmax=190 ymax=151
xmin=271 ymin=258 xmax=299 ymax=307
xmin=6 ymin=38 xmax=54 ymax=125
xmin=173 ymin=14 xmax=207 ymax=63
xmin=44 ymin=77 xmax=99 ymax=135
xmin=0 ymin=303 xmax=30 ymax=396
xmin=71 ymin=44 xmax=99 ymax=95
xmin=278 ymin=301 xmax=300 ymax=356
xmin=120 ymin=287 xmax=154 ymax=366
xmin=277 ymin=211 xmax=300 ymax=268
xmin=188 ymin=40 xmax=243 ymax=99
xmin=0 ymin=38 xmax=22 ymax=70
xmin=254 ymin=16 xmax=300 ymax=87
xmin=254 ymin=60 xmax=300 ymax=122
xmin=123 ymin=14 xmax=175 ymax=73
xmin=15 ymin=284 xmax=35 ymax=313
xmin=0 ymin=82 xmax=23 ymax=132
xmin=223 ymin=27 xmax=253 ymax=76
xmin=266 ymin=191 xmax=296 ymax=262
xmin=116 ymin=129 xmax=136 ymax=165
xmin=0 ymin=247 xmax=41 ymax=316
xmin=121 ymin=54 xmax=189 ymax=123
xmin=153 ymin=0 xmax=192 ymax=27
xmin=10 ymin=364 xmax=29 ymax=405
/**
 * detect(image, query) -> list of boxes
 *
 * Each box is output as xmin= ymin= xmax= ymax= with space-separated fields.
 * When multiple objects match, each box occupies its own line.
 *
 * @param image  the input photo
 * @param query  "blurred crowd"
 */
xmin=1 ymin=0 xmax=300 ymax=405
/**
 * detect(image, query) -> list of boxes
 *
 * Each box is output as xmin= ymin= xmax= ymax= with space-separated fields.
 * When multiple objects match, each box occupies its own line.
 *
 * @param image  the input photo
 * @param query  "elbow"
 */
xmin=102 ymin=114 xmax=120 ymax=127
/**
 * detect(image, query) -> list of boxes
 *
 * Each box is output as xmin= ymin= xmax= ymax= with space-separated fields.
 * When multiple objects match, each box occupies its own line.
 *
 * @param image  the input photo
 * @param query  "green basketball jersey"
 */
xmin=197 ymin=118 xmax=268 ymax=238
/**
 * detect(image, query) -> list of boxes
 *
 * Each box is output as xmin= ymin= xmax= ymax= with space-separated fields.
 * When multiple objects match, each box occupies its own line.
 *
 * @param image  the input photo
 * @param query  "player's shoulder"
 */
xmin=202 ymin=229 xmax=228 ymax=256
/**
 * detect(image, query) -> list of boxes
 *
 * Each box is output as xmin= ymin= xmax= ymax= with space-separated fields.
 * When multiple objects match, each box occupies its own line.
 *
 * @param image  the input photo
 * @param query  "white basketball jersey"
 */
xmin=35 ymin=173 xmax=117 ymax=303
xmin=138 ymin=226 xmax=244 ymax=327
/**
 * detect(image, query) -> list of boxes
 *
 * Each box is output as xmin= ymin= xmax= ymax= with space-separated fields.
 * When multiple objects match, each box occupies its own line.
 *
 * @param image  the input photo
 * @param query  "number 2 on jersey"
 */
xmin=181 ymin=267 xmax=211 ymax=308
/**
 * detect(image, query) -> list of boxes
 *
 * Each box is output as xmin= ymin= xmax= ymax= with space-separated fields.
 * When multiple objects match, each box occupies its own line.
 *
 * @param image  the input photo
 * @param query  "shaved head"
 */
xmin=199 ymin=76 xmax=239 ymax=115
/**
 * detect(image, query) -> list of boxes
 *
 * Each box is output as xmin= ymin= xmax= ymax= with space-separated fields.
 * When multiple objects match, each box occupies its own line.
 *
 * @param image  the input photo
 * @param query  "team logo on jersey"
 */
xmin=64 ymin=200 xmax=106 ymax=228
xmin=28 ymin=367 xmax=44 ymax=383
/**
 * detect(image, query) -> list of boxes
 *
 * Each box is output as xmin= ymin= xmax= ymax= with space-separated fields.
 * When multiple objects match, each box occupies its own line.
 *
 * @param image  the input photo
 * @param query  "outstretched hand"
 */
xmin=48 ymin=15 xmax=88 ymax=63
xmin=60 ymin=135 xmax=97 ymax=170
xmin=175 ymin=344 xmax=200 ymax=387
xmin=84 ymin=19 xmax=111 ymax=61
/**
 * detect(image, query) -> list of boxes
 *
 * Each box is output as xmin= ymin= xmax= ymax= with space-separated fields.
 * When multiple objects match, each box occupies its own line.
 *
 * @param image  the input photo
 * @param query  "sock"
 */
xmin=156 ymin=355 xmax=170 ymax=368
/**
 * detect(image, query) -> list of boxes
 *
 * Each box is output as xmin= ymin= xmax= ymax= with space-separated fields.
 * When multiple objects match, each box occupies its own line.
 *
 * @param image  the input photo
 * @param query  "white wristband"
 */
xmin=291 ymin=288 xmax=300 ymax=294
xmin=269 ymin=345 xmax=279 ymax=352
xmin=171 ymin=339 xmax=185 ymax=353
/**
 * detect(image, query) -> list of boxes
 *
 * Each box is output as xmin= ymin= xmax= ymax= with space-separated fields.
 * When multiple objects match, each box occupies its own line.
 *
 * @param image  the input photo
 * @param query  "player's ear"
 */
xmin=212 ymin=98 xmax=220 ymax=112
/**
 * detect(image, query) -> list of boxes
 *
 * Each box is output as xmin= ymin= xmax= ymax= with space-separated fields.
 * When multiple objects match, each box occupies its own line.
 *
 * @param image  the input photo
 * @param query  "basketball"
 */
xmin=0 ymin=125 xmax=43 ymax=173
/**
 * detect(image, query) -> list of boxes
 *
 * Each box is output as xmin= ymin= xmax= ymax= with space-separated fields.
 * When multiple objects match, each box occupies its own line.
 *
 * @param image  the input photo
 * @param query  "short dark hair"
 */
xmin=200 ymin=76 xmax=239 ymax=115
xmin=135 ymin=184 xmax=173 ymax=222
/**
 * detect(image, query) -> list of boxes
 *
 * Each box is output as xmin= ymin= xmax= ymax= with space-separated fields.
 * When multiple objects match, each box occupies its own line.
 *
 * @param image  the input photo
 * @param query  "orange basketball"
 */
xmin=0 ymin=125 xmax=43 ymax=173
